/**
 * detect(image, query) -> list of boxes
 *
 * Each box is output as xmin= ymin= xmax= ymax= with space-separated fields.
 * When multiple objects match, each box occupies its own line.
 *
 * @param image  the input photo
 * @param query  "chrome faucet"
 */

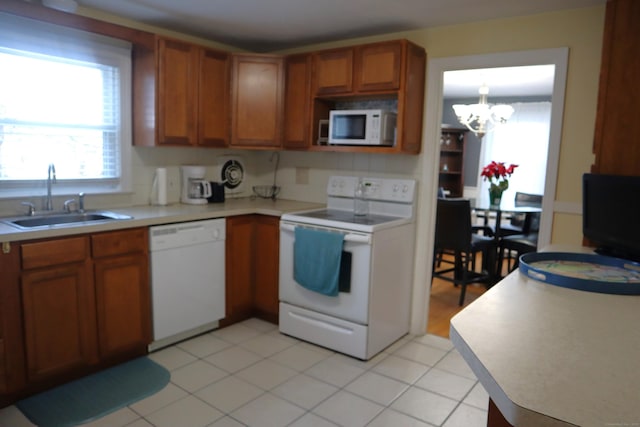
xmin=45 ymin=163 xmax=56 ymax=211
xmin=63 ymin=193 xmax=85 ymax=213
xmin=78 ymin=192 xmax=85 ymax=213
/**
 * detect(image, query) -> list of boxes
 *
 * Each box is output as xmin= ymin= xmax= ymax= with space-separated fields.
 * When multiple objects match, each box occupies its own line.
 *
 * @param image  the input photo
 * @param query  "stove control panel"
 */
xmin=327 ymin=176 xmax=416 ymax=203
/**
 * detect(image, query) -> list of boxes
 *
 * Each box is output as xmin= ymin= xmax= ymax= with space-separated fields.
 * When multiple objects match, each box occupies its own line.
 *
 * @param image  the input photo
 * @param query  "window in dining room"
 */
xmin=476 ymin=101 xmax=552 ymax=205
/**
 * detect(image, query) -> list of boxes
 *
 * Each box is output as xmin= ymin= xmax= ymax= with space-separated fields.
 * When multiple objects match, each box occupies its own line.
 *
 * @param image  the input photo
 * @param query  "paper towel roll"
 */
xmin=153 ymin=168 xmax=168 ymax=206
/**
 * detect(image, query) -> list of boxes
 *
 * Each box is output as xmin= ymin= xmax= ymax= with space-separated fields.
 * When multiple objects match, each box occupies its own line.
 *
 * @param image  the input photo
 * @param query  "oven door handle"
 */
xmin=281 ymin=223 xmax=371 ymax=244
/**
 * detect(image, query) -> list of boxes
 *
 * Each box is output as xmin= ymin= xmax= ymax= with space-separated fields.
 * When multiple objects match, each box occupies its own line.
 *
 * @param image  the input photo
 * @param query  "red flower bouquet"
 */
xmin=481 ymin=161 xmax=518 ymax=191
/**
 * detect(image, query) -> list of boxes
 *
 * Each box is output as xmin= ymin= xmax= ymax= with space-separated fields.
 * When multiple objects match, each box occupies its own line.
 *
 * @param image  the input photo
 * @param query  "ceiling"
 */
xmin=65 ymin=0 xmax=601 ymax=98
xmin=73 ymin=0 xmax=603 ymax=53
xmin=443 ymin=65 xmax=557 ymax=99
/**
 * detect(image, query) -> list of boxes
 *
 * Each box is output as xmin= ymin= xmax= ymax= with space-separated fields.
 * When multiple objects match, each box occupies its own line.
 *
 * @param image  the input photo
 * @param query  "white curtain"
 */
xmin=477 ymin=101 xmax=551 ymax=205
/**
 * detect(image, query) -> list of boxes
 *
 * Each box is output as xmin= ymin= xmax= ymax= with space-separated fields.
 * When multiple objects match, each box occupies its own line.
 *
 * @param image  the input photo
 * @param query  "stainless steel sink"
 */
xmin=1 ymin=210 xmax=133 ymax=230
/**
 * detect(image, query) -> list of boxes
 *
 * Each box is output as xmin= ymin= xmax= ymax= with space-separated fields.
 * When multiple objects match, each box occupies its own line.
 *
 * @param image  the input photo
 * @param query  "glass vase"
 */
xmin=488 ymin=187 xmax=504 ymax=208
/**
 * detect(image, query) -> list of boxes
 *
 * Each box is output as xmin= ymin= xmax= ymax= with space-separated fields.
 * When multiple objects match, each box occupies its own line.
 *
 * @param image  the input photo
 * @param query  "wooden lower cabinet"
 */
xmin=94 ymin=254 xmax=150 ymax=360
xmin=222 ymin=215 xmax=280 ymax=326
xmin=222 ymin=216 xmax=255 ymax=325
xmin=0 ymin=243 xmax=24 ymax=406
xmin=0 ymin=228 xmax=150 ymax=407
xmin=20 ymin=236 xmax=97 ymax=383
xmin=92 ymin=228 xmax=151 ymax=361
xmin=21 ymin=262 xmax=97 ymax=382
xmin=253 ymin=216 xmax=280 ymax=323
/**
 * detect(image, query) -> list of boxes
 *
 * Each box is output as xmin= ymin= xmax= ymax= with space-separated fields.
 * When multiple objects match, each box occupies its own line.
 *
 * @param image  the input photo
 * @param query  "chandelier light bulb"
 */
xmin=452 ymin=84 xmax=514 ymax=138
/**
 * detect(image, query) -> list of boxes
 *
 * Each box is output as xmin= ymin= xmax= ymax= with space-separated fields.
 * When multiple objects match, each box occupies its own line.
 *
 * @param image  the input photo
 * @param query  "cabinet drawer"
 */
xmin=21 ymin=237 xmax=88 ymax=270
xmin=92 ymin=228 xmax=147 ymax=258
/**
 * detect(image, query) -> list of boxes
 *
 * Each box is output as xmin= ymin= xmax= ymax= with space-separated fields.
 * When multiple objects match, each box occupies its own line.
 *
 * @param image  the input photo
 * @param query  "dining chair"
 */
xmin=498 ymin=208 xmax=541 ymax=274
xmin=432 ymin=198 xmax=496 ymax=306
xmin=434 ymin=192 xmax=493 ymax=269
xmin=496 ymin=192 xmax=543 ymax=237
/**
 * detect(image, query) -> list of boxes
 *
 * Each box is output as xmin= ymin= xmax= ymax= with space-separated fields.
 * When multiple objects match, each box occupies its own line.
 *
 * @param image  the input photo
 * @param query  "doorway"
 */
xmin=409 ymin=48 xmax=569 ymax=335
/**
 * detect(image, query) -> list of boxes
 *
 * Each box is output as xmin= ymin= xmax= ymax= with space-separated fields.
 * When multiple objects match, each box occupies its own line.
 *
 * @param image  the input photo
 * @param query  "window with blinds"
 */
xmin=0 ymin=12 xmax=132 ymax=197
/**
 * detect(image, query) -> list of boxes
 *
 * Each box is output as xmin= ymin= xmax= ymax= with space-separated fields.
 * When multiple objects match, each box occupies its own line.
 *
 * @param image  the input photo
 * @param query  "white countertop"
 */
xmin=450 ymin=256 xmax=640 ymax=427
xmin=0 ymin=198 xmax=323 ymax=242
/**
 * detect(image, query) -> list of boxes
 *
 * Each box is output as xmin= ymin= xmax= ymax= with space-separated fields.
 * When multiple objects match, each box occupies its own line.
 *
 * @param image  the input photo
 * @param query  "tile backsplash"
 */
xmin=0 ymin=146 xmax=420 ymax=216
xmin=334 ymin=99 xmax=398 ymax=112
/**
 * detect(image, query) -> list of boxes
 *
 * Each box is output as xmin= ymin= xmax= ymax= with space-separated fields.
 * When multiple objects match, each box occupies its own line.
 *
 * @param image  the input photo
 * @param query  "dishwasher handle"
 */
xmin=280 ymin=223 xmax=371 ymax=244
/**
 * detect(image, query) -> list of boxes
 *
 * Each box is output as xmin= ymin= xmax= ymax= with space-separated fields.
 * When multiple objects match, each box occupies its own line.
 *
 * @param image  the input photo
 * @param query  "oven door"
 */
xmin=279 ymin=221 xmax=372 ymax=324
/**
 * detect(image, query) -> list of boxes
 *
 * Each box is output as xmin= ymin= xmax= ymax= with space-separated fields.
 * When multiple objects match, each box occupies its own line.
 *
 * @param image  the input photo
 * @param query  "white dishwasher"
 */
xmin=148 ymin=218 xmax=226 ymax=351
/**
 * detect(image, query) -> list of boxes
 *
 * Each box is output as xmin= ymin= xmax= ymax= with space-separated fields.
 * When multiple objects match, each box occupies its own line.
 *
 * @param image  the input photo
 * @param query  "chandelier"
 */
xmin=452 ymin=84 xmax=514 ymax=138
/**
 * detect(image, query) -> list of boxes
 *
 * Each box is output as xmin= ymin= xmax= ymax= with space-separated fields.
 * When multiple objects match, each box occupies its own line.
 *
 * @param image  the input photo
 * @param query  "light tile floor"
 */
xmin=0 ymin=318 xmax=489 ymax=427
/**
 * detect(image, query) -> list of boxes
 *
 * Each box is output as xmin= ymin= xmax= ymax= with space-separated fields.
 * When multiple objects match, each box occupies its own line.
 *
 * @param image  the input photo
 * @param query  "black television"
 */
xmin=583 ymin=173 xmax=640 ymax=262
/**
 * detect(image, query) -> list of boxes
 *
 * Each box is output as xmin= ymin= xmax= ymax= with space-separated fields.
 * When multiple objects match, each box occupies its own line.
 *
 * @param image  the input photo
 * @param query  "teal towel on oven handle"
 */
xmin=294 ymin=227 xmax=345 ymax=296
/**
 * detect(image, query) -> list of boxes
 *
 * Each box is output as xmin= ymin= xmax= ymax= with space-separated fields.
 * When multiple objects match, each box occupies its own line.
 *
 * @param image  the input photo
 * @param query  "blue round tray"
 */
xmin=519 ymin=252 xmax=640 ymax=295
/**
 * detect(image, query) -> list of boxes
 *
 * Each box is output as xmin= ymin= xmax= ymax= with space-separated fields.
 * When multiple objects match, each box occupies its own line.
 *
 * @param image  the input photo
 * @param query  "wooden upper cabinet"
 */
xmin=231 ymin=54 xmax=284 ymax=149
xmin=199 ymin=48 xmax=231 ymax=147
xmin=355 ymin=41 xmax=402 ymax=92
xmin=313 ymin=40 xmax=403 ymax=96
xmin=592 ymin=0 xmax=640 ymax=175
xmin=156 ymin=37 xmax=230 ymax=147
xmin=396 ymin=41 xmax=427 ymax=154
xmin=309 ymin=39 xmax=426 ymax=154
xmin=313 ymin=48 xmax=354 ymax=95
xmin=157 ymin=38 xmax=197 ymax=146
xmin=284 ymin=53 xmax=312 ymax=149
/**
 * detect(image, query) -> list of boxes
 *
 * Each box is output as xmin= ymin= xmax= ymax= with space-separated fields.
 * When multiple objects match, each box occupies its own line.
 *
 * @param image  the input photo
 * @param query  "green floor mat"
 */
xmin=17 ymin=357 xmax=170 ymax=427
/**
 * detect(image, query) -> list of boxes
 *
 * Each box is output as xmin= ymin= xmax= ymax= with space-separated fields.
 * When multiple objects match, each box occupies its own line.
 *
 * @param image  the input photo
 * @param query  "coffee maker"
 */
xmin=180 ymin=165 xmax=212 ymax=205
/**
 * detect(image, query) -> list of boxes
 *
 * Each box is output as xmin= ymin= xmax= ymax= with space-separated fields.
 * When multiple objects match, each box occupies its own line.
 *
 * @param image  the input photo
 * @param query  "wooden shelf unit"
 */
xmin=438 ymin=128 xmax=467 ymax=197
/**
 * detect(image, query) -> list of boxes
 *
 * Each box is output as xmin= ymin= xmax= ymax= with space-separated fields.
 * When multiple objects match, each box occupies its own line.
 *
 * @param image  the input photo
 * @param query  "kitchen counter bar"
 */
xmin=450 ymin=260 xmax=640 ymax=427
xmin=0 ymin=198 xmax=322 ymax=242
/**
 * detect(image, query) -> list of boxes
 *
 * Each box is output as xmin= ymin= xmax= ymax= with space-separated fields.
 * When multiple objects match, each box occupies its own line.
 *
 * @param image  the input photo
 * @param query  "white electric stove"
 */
xmin=279 ymin=175 xmax=417 ymax=360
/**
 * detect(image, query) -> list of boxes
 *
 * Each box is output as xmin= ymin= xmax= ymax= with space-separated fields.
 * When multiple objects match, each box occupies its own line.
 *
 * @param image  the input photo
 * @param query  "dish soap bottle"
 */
xmin=354 ymin=177 xmax=369 ymax=216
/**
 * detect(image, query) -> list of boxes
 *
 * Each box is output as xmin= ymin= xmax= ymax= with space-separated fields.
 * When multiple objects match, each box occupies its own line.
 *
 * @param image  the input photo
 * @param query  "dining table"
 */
xmin=470 ymin=199 xmax=542 ymax=278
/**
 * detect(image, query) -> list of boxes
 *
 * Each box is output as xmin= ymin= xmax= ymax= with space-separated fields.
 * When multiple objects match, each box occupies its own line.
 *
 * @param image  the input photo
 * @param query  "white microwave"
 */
xmin=328 ymin=109 xmax=397 ymax=146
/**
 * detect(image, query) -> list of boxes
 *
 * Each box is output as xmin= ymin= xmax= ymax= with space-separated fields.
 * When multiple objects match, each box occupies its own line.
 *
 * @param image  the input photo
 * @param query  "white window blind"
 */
xmin=0 ymin=12 xmax=132 ymax=196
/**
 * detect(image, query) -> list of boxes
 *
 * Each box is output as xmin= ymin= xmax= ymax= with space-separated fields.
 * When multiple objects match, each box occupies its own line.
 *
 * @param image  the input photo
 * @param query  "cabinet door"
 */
xmin=592 ymin=0 xmax=640 ymax=175
xmin=397 ymin=41 xmax=426 ymax=154
xmin=222 ymin=215 xmax=255 ymax=325
xmin=0 ymin=243 xmax=25 ymax=397
xmin=355 ymin=41 xmax=402 ymax=92
xmin=253 ymin=216 xmax=279 ymax=323
xmin=231 ymin=55 xmax=284 ymax=148
xmin=313 ymin=47 xmax=354 ymax=95
xmin=94 ymin=254 xmax=151 ymax=360
xmin=21 ymin=263 xmax=97 ymax=382
xmin=199 ymin=48 xmax=230 ymax=147
xmin=157 ymin=38 xmax=197 ymax=146
xmin=283 ymin=53 xmax=312 ymax=149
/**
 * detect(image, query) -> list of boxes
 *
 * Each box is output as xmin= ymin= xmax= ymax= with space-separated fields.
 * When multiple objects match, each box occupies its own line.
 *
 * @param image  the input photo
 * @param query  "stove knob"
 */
xmin=403 ymin=184 xmax=409 ymax=193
